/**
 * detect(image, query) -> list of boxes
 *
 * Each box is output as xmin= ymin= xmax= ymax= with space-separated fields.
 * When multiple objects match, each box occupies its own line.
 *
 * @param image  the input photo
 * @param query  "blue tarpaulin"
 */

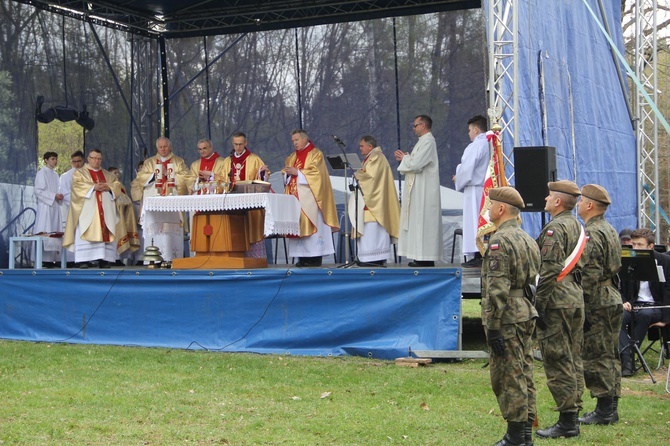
xmin=484 ymin=0 xmax=637 ymax=236
xmin=0 ymin=268 xmax=462 ymax=360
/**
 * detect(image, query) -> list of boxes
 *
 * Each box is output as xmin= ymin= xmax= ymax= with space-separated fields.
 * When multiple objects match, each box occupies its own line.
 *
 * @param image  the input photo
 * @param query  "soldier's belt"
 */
xmin=509 ymin=289 xmax=525 ymax=297
xmin=598 ymin=278 xmax=613 ymax=287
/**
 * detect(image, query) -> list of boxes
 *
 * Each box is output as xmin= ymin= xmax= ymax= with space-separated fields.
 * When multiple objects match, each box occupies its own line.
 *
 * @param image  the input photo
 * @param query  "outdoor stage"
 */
xmin=0 ymin=264 xmax=464 ymax=360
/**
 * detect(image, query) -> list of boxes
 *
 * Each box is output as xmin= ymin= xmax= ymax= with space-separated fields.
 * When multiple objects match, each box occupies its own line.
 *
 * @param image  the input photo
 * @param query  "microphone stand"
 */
xmin=332 ymin=136 xmax=354 ymax=267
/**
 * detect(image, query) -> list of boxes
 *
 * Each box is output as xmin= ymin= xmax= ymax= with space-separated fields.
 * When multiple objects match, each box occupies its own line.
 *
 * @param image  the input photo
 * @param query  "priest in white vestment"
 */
xmin=349 ymin=135 xmax=400 ymax=265
xmin=63 ymin=149 xmax=122 ymax=268
xmin=454 ymin=115 xmax=489 ymax=267
xmin=58 ymin=150 xmax=85 ymax=264
xmin=33 ymin=151 xmax=64 ymax=264
xmin=394 ymin=115 xmax=443 ymax=267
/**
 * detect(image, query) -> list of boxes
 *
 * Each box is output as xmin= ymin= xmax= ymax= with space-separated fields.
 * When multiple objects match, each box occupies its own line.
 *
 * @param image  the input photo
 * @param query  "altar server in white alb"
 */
xmin=62 ymin=149 xmax=122 ymax=268
xmin=349 ymin=135 xmax=400 ymax=266
xmin=394 ymin=115 xmax=443 ymax=267
xmin=33 ymin=151 xmax=64 ymax=265
xmin=58 ymin=150 xmax=85 ymax=265
xmin=58 ymin=150 xmax=85 ymax=228
xmin=454 ymin=114 xmax=489 ymax=267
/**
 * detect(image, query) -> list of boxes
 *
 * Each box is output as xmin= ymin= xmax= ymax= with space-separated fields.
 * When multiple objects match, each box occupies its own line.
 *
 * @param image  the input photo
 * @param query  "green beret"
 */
xmin=581 ymin=183 xmax=611 ymax=205
xmin=489 ymin=186 xmax=525 ymax=209
xmin=548 ymin=180 xmax=581 ymax=197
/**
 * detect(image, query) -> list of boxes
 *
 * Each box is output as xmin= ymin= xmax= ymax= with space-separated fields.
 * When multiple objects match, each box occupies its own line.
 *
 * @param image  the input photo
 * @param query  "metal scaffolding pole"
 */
xmin=487 ymin=0 xmax=518 ymax=181
xmin=635 ymin=0 xmax=660 ymax=239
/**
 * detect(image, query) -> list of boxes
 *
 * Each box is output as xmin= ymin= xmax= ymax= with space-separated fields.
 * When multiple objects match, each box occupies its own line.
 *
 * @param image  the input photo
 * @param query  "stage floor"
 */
xmin=0 ymin=263 xmax=465 ymax=360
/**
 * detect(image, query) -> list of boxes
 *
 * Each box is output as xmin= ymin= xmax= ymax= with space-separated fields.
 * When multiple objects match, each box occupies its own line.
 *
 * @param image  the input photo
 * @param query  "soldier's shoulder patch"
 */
xmin=490 ymin=243 xmax=499 ymax=250
xmin=490 ymin=258 xmax=500 ymax=271
xmin=546 ymin=230 xmax=554 ymax=236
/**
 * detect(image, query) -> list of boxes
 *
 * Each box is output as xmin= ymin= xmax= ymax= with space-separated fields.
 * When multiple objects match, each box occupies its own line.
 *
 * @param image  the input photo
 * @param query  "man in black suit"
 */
xmin=619 ymin=227 xmax=670 ymax=376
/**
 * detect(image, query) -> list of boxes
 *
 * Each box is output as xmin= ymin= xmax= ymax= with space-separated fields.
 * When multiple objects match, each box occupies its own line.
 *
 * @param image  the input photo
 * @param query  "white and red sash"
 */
xmin=557 ymin=225 xmax=587 ymax=282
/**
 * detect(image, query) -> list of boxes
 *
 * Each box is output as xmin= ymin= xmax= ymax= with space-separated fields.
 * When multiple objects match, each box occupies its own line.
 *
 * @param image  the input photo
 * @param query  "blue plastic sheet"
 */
xmin=484 ymin=0 xmax=637 ymax=237
xmin=0 ymin=268 xmax=462 ymax=360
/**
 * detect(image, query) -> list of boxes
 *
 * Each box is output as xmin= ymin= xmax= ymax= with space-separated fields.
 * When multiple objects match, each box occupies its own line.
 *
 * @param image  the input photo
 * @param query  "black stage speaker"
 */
xmin=513 ymin=146 xmax=557 ymax=212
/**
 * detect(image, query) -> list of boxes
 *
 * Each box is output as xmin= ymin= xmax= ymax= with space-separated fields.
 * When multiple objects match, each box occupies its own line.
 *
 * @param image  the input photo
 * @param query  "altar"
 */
xmin=142 ymin=193 xmax=301 ymax=269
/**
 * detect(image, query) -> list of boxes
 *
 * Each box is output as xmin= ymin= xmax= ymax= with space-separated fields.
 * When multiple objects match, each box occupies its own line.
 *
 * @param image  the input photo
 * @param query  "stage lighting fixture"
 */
xmin=76 ymin=105 xmax=95 ymax=130
xmin=35 ymin=95 xmax=56 ymax=123
xmin=54 ymin=105 xmax=79 ymax=122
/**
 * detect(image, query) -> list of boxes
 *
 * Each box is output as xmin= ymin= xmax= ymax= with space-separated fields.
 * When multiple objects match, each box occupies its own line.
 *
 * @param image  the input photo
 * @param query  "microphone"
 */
xmin=332 ymin=135 xmax=345 ymax=145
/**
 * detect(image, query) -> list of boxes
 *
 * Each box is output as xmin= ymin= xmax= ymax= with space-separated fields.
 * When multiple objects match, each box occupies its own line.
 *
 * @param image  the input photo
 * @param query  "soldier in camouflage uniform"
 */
xmin=534 ymin=180 xmax=585 ymax=439
xmin=576 ymin=184 xmax=622 ymax=425
xmin=482 ymin=187 xmax=541 ymax=446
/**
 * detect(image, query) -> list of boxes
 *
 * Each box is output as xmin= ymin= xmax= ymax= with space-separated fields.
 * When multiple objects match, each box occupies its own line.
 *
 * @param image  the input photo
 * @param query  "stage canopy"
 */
xmin=15 ymin=0 xmax=481 ymax=38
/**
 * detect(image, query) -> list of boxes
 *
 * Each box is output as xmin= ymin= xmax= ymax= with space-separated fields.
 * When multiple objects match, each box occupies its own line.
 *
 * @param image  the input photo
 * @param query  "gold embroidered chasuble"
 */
xmin=283 ymin=144 xmax=339 ymax=236
xmin=351 ymin=147 xmax=400 ymax=239
xmin=63 ymin=165 xmax=123 ymax=249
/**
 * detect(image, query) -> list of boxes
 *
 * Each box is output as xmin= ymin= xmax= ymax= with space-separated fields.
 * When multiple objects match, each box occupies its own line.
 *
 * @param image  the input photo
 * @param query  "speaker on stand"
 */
xmin=513 ymin=146 xmax=557 ymax=226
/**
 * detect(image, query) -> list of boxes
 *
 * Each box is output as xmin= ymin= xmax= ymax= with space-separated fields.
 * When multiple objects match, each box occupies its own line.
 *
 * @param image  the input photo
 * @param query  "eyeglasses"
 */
xmin=412 ymin=123 xmax=423 ymax=128
xmin=197 ymin=147 xmax=209 ymax=151
xmin=88 ymin=156 xmax=102 ymax=161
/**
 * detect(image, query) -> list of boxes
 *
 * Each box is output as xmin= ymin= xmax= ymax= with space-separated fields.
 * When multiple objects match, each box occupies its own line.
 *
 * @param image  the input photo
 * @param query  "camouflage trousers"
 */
xmin=489 ymin=319 xmax=536 ymax=422
xmin=583 ymin=303 xmax=623 ymax=399
xmin=536 ymin=307 xmax=584 ymax=412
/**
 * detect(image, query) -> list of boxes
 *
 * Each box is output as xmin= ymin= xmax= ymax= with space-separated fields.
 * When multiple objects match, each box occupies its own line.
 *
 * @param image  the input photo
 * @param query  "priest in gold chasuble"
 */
xmin=283 ymin=129 xmax=339 ymax=267
xmin=63 ymin=149 xmax=123 ymax=265
xmin=348 ymin=135 xmax=400 ymax=265
xmin=220 ymin=132 xmax=271 ymax=258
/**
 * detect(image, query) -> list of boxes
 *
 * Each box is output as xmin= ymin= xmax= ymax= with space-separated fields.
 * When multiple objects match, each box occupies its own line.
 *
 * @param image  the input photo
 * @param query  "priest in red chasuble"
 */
xmin=282 ymin=129 xmax=339 ymax=267
xmin=63 ymin=149 xmax=123 ymax=268
xmin=221 ymin=131 xmax=270 ymax=258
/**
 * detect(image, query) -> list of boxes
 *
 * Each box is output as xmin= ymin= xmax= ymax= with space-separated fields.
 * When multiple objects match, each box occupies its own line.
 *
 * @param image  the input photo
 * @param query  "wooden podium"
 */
xmin=171 ymin=211 xmax=268 ymax=269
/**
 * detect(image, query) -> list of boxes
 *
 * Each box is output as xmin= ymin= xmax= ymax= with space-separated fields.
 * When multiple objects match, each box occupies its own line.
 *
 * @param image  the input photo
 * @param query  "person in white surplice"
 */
xmin=59 ymin=150 xmax=85 ymax=265
xmin=394 ymin=115 xmax=442 ymax=267
xmin=454 ymin=114 xmax=489 ymax=267
xmin=33 ymin=151 xmax=64 ymax=266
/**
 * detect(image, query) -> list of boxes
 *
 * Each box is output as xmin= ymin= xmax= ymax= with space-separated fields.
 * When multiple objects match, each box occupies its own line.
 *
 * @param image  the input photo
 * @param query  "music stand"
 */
xmin=327 ymin=153 xmax=362 ymax=267
xmin=619 ymin=248 xmax=661 ymax=382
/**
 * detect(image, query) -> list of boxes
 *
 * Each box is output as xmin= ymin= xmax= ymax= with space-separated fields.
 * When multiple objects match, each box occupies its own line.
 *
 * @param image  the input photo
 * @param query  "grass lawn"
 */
xmin=0 ymin=299 xmax=668 ymax=445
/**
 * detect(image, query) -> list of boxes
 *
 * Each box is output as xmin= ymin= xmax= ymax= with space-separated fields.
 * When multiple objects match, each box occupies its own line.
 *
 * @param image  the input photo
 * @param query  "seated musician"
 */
xmin=619 ymin=227 xmax=670 ymax=376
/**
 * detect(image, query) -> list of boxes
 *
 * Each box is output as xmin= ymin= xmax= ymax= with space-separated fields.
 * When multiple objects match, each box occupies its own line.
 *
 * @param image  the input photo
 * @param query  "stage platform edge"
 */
xmin=1 ymin=266 xmax=463 ymax=361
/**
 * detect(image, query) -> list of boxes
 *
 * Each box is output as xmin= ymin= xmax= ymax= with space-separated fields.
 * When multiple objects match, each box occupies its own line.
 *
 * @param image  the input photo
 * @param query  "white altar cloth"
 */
xmin=142 ymin=193 xmax=301 ymax=239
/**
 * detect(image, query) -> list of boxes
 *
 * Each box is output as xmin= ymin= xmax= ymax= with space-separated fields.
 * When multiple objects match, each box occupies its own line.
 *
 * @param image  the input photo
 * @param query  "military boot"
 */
xmin=525 ymin=414 xmax=534 ymax=446
xmin=492 ymin=421 xmax=526 ymax=446
xmin=578 ymin=397 xmax=617 ymax=425
xmin=535 ymin=412 xmax=579 ymax=439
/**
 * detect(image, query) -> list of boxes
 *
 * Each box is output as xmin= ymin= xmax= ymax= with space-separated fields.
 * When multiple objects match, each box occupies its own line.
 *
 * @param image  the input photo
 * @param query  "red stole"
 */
xmin=200 ymin=152 xmax=220 ymax=176
xmin=89 ymin=169 xmax=111 ymax=242
xmin=155 ymin=156 xmax=171 ymax=195
xmin=231 ymin=149 xmax=251 ymax=182
xmin=286 ymin=142 xmax=315 ymax=197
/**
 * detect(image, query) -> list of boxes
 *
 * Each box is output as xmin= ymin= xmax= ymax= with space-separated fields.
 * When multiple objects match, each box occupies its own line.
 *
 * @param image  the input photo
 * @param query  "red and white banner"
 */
xmin=475 ymin=129 xmax=507 ymax=254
